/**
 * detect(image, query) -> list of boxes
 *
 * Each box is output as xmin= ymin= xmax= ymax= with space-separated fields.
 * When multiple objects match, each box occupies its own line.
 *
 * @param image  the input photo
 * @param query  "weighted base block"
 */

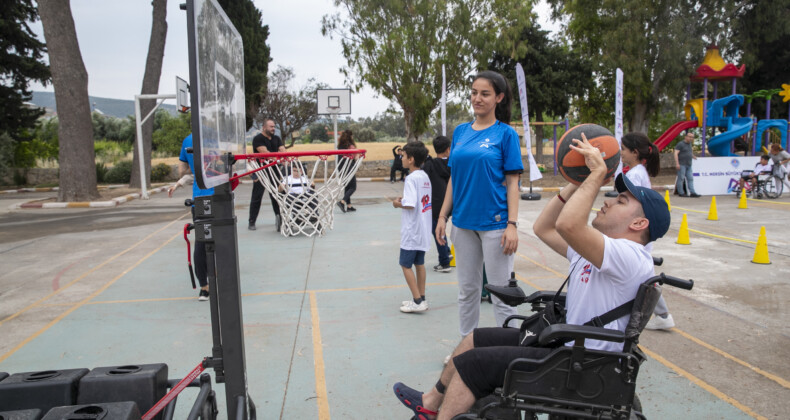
xmin=42 ymin=402 xmax=140 ymax=420
xmin=77 ymin=364 xmax=167 ymax=419
xmin=0 ymin=369 xmax=88 ymax=413
xmin=0 ymin=409 xmax=43 ymax=420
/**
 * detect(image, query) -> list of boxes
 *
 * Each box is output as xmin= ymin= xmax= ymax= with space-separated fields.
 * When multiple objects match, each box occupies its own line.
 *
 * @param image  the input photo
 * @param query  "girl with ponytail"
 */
xmin=435 ymin=70 xmax=524 ymax=336
xmin=621 ymin=132 xmax=660 ymax=188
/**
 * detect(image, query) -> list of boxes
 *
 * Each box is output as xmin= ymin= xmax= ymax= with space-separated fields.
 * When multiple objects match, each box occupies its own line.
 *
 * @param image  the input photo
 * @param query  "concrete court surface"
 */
xmin=0 ymin=180 xmax=788 ymax=419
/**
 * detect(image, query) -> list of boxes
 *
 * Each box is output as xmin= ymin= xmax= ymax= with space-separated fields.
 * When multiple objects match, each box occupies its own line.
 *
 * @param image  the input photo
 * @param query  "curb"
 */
xmin=12 ymin=186 xmax=170 ymax=209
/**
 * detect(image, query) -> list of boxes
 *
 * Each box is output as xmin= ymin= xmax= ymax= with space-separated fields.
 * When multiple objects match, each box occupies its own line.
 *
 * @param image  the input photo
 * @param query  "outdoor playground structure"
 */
xmin=653 ymin=45 xmax=789 ymax=156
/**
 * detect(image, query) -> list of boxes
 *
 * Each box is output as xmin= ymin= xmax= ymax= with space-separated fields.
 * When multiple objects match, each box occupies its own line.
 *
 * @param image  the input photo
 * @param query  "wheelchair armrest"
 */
xmin=538 ymin=324 xmax=625 ymax=346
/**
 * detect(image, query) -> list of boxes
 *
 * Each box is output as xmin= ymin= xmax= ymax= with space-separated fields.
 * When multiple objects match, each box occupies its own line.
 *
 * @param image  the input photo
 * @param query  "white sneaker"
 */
xmin=401 ymin=300 xmax=428 ymax=309
xmin=400 ymin=300 xmax=428 ymax=313
xmin=645 ymin=313 xmax=675 ymax=330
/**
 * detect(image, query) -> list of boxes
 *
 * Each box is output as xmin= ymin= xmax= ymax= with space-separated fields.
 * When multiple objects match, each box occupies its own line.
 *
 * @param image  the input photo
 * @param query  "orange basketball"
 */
xmin=556 ymin=124 xmax=620 ymax=185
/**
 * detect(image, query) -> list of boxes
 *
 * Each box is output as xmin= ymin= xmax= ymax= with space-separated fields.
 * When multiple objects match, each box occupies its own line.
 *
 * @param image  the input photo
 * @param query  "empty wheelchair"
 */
xmin=454 ymin=270 xmax=693 ymax=420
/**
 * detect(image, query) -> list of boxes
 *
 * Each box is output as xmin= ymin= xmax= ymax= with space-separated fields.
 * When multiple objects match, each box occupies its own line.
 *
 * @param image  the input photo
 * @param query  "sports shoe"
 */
xmin=401 ymin=300 xmax=429 ymax=309
xmin=347 ymin=206 xmax=357 ymax=212
xmin=433 ymin=264 xmax=452 ymax=273
xmin=400 ymin=300 xmax=428 ymax=313
xmin=337 ymin=201 xmax=347 ymax=213
xmin=645 ymin=313 xmax=675 ymax=330
xmin=198 ymin=289 xmax=209 ymax=301
xmin=248 ymin=223 xmax=256 ymax=231
xmin=689 ymin=193 xmax=701 ymax=198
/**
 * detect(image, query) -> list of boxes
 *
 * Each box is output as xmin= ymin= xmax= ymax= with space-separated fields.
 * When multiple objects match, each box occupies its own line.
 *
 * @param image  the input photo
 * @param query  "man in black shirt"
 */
xmin=249 ymin=118 xmax=286 ymax=231
xmin=422 ymin=136 xmax=452 ymax=272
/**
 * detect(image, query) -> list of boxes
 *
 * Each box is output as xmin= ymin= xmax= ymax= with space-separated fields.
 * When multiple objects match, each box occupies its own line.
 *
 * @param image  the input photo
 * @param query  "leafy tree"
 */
xmin=488 ymin=20 xmax=592 ymax=161
xmin=254 ymin=66 xmax=327 ymax=147
xmin=0 ymin=0 xmax=51 ymax=141
xmin=548 ymin=0 xmax=734 ymax=133
xmin=217 ymin=0 xmax=271 ymax=130
xmin=307 ymin=122 xmax=329 ymax=142
xmin=152 ymin=111 xmax=191 ymax=156
xmin=733 ymin=0 xmax=790 ymax=119
xmin=322 ymin=0 xmax=533 ymax=142
xmin=131 ymin=0 xmax=168 ymax=189
xmin=38 ymin=0 xmax=98 ymax=201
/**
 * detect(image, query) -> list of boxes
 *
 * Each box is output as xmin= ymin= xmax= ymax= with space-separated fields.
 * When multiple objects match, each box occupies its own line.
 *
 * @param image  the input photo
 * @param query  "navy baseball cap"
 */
xmin=614 ymin=174 xmax=671 ymax=242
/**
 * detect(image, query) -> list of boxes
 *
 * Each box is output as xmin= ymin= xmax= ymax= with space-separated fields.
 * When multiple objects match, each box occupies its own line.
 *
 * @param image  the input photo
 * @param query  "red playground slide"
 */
xmin=654 ymin=120 xmax=699 ymax=151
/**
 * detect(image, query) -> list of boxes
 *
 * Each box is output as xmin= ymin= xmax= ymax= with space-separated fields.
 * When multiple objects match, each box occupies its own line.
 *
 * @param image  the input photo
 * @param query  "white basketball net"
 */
xmin=247 ymin=152 xmax=364 ymax=237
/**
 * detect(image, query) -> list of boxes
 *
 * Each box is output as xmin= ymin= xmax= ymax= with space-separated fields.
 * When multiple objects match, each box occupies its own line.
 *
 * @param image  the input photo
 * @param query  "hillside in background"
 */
xmin=31 ymin=91 xmax=177 ymax=119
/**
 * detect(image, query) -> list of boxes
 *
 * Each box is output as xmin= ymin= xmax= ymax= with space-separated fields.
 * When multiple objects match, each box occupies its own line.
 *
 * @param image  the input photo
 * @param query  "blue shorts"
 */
xmin=399 ymin=249 xmax=425 ymax=268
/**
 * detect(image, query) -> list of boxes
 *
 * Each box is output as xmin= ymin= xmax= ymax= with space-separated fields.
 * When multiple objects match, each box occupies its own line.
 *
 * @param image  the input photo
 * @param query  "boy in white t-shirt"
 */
xmin=392 ymin=141 xmax=433 ymax=313
xmin=738 ymin=155 xmax=773 ymax=193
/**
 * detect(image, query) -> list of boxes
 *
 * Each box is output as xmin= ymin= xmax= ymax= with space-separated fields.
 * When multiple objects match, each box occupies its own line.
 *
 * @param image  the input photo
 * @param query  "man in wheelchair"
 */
xmin=737 ymin=155 xmax=773 ymax=196
xmin=393 ymin=135 xmax=672 ymax=420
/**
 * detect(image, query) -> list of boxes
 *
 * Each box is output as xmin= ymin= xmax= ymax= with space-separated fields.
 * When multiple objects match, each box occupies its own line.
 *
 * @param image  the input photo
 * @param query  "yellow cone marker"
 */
xmin=664 ymin=190 xmax=672 ymax=212
xmin=449 ymin=244 xmax=456 ymax=267
xmin=738 ymin=190 xmax=748 ymax=209
xmin=676 ymin=213 xmax=690 ymax=245
xmin=707 ymin=196 xmax=718 ymax=221
xmin=751 ymin=226 xmax=771 ymax=264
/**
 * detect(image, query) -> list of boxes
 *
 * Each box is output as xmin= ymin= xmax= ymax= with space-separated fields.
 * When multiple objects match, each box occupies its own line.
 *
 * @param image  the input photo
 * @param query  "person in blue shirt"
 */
xmin=435 ymin=71 xmax=524 ymax=338
xmin=169 ymin=134 xmax=213 ymax=301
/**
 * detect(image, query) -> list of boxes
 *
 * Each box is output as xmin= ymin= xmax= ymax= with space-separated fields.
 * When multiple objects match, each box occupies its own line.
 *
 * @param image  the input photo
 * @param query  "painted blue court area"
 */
xmin=0 ymin=198 xmax=762 ymax=419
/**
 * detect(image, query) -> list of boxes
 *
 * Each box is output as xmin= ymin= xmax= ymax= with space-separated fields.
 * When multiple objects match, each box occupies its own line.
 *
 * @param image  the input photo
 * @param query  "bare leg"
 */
xmin=402 ymin=266 xmax=421 ymax=299
xmin=436 ymin=374 xmax=476 ymax=420
xmin=421 ymin=332 xmax=475 ymax=411
xmin=416 ymin=264 xmax=427 ymax=297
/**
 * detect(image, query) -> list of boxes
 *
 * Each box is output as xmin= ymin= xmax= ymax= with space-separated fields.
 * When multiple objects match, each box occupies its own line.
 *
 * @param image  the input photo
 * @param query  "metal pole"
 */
xmin=134 ymin=96 xmax=149 ymax=199
xmin=732 ymin=78 xmax=736 ymax=95
xmin=702 ymin=79 xmax=708 ymax=156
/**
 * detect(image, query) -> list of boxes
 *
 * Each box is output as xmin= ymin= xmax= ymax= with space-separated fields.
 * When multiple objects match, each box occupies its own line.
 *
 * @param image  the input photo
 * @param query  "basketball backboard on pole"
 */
xmin=317 ymin=89 xmax=351 ymax=150
xmin=176 ymin=76 xmax=190 ymax=113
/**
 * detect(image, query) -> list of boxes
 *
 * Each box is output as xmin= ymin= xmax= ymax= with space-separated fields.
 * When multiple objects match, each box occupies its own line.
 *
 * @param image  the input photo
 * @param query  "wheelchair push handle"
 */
xmin=652 ymin=256 xmax=663 ymax=266
xmin=647 ymin=273 xmax=693 ymax=290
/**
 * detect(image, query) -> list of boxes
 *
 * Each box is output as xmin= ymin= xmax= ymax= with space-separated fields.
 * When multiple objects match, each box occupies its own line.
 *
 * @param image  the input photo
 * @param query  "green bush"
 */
xmin=94 ymin=140 xmax=132 ymax=164
xmin=105 ymin=160 xmax=133 ymax=184
xmin=14 ymin=138 xmax=59 ymax=168
xmin=95 ymin=162 xmax=108 ymax=183
xmin=151 ymin=163 xmax=173 ymax=182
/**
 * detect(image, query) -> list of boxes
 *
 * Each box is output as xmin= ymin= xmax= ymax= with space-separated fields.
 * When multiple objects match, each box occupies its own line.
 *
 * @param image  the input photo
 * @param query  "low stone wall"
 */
xmin=1 ymin=168 xmax=59 ymax=186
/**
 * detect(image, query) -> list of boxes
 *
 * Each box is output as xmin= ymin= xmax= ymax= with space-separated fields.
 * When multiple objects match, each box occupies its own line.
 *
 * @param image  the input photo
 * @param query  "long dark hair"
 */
xmin=472 ymin=70 xmax=512 ymax=123
xmin=338 ymin=129 xmax=355 ymax=149
xmin=622 ymin=132 xmax=660 ymax=177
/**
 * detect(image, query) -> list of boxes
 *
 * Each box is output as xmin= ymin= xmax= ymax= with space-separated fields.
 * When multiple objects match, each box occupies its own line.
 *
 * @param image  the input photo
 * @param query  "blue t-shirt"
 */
xmin=179 ymin=134 xmax=214 ymax=198
xmin=449 ymin=121 xmax=523 ymax=231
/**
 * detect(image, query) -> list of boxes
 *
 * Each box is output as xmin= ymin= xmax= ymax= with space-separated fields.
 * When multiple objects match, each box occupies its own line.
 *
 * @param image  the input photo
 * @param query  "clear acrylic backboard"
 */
xmin=316 ymin=89 xmax=351 ymax=115
xmin=186 ymin=0 xmax=245 ymax=189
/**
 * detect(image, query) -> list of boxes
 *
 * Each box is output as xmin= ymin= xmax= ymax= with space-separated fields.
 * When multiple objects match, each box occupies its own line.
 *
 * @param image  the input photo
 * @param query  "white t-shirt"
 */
xmin=400 ymin=170 xmax=433 ymax=251
xmin=565 ymin=236 xmax=654 ymax=352
xmin=625 ymin=164 xmax=651 ymax=188
xmin=284 ymin=175 xmax=310 ymax=194
xmin=753 ymin=162 xmax=772 ymax=175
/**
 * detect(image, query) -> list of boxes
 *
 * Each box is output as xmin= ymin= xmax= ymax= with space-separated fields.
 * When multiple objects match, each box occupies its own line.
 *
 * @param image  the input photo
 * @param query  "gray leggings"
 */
xmin=451 ymin=227 xmax=518 ymax=337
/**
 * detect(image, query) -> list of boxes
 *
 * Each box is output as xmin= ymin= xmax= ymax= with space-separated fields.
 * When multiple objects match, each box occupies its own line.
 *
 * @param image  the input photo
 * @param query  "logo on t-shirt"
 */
xmin=421 ymin=194 xmax=432 ymax=213
xmin=580 ymin=263 xmax=591 ymax=283
xmin=479 ymin=138 xmax=491 ymax=148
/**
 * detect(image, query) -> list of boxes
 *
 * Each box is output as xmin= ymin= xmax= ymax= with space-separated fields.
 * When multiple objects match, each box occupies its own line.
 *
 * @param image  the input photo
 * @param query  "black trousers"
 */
xmin=390 ymin=166 xmax=408 ymax=181
xmin=342 ymin=175 xmax=357 ymax=205
xmin=453 ymin=328 xmax=552 ymax=399
xmin=249 ymin=180 xmax=280 ymax=225
xmin=191 ymin=207 xmax=207 ymax=288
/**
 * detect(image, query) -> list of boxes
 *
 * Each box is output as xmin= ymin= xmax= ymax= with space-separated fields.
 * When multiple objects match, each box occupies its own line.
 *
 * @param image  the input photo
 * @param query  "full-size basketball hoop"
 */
xmin=233 ymin=149 xmax=366 ymax=237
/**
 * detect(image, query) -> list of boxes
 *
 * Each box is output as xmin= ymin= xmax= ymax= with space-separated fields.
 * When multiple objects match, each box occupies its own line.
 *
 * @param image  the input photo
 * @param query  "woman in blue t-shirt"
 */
xmin=436 ymin=71 xmax=524 ymax=337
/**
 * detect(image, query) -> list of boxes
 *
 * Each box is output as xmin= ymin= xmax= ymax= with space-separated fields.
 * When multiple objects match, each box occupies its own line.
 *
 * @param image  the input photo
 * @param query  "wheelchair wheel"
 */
xmin=764 ymin=176 xmax=783 ymax=199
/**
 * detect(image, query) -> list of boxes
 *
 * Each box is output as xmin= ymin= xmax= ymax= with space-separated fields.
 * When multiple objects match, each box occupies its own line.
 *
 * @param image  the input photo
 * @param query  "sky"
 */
xmin=28 ymin=0 xmax=558 ymax=120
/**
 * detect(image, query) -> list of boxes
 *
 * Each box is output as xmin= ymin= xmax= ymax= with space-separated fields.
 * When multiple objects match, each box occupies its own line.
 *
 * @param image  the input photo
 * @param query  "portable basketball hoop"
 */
xmin=235 ymin=149 xmax=365 ymax=237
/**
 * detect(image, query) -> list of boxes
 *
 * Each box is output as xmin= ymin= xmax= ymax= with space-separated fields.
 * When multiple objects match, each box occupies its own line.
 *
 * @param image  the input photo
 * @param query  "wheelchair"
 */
xmin=453 ymin=263 xmax=693 ymax=420
xmin=733 ymin=170 xmax=783 ymax=199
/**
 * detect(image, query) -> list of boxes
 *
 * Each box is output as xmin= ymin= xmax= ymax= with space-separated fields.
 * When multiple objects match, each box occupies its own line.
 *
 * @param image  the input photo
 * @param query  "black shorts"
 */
xmin=453 ymin=328 xmax=552 ymax=399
